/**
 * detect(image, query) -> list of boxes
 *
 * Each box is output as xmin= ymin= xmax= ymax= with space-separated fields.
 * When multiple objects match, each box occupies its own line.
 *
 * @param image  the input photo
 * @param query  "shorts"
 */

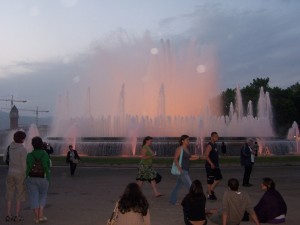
xmin=26 ymin=177 xmax=49 ymax=209
xmin=6 ymin=174 xmax=26 ymax=201
xmin=206 ymin=167 xmax=222 ymax=184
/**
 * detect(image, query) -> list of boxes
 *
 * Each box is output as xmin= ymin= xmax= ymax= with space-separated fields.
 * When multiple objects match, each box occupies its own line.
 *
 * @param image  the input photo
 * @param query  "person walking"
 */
xmin=240 ymin=139 xmax=254 ymax=187
xmin=4 ymin=131 xmax=27 ymax=222
xmin=181 ymin=180 xmax=207 ymax=225
xmin=205 ymin=132 xmax=222 ymax=200
xmin=136 ymin=136 xmax=163 ymax=197
xmin=170 ymin=134 xmax=199 ymax=205
xmin=66 ymin=145 xmax=80 ymax=176
xmin=26 ymin=136 xmax=51 ymax=223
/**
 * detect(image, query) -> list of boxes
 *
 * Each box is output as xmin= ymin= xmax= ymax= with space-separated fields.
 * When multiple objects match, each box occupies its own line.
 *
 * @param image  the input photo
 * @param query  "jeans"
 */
xmin=26 ymin=177 xmax=49 ymax=209
xmin=169 ymin=170 xmax=192 ymax=204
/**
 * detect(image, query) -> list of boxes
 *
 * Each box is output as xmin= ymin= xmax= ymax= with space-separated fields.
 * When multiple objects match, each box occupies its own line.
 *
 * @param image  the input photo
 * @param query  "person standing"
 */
xmin=66 ymin=145 xmax=80 ymax=176
xmin=136 ymin=136 xmax=163 ymax=197
xmin=240 ymin=139 xmax=254 ymax=187
xmin=170 ymin=135 xmax=199 ymax=205
xmin=43 ymin=142 xmax=54 ymax=167
xmin=26 ymin=136 xmax=50 ymax=223
xmin=254 ymin=178 xmax=287 ymax=223
xmin=221 ymin=142 xmax=227 ymax=156
xmin=253 ymin=141 xmax=259 ymax=157
xmin=181 ymin=180 xmax=207 ymax=225
xmin=205 ymin=132 xmax=222 ymax=200
xmin=4 ymin=131 xmax=27 ymax=222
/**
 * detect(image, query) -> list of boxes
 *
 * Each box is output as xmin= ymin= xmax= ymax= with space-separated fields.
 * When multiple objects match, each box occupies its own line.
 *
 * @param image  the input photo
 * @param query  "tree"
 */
xmin=219 ymin=78 xmax=300 ymax=137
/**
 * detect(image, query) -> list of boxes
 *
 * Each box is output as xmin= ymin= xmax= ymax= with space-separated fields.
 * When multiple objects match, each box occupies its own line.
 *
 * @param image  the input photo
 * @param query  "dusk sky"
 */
xmin=0 ymin=0 xmax=299 ymax=118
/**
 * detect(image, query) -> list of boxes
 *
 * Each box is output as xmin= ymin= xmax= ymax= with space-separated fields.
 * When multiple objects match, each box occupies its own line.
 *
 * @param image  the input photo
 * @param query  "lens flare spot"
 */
xmin=150 ymin=48 xmax=159 ymax=55
xmin=196 ymin=65 xmax=206 ymax=73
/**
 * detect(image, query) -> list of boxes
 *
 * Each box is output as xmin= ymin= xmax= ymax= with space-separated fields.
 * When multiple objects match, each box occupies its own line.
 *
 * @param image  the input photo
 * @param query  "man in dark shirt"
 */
xmin=205 ymin=131 xmax=222 ymax=200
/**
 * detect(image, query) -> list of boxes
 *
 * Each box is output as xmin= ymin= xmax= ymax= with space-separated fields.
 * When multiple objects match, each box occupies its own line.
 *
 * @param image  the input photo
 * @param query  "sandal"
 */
xmin=155 ymin=193 xmax=164 ymax=198
xmin=13 ymin=216 xmax=24 ymax=222
xmin=5 ymin=215 xmax=12 ymax=222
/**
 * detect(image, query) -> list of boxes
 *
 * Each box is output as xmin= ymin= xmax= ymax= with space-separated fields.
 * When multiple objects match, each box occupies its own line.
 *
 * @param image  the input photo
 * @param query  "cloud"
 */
xmin=157 ymin=1 xmax=300 ymax=89
xmin=29 ymin=6 xmax=40 ymax=17
xmin=61 ymin=0 xmax=78 ymax=8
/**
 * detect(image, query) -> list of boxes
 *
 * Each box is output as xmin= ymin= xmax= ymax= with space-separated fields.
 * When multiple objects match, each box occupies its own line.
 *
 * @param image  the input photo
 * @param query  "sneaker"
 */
xmin=243 ymin=183 xmax=253 ymax=187
xmin=170 ymin=201 xmax=180 ymax=206
xmin=5 ymin=215 xmax=13 ymax=222
xmin=39 ymin=216 xmax=48 ymax=222
xmin=34 ymin=218 xmax=39 ymax=224
xmin=211 ymin=191 xmax=217 ymax=198
xmin=207 ymin=194 xmax=217 ymax=200
xmin=13 ymin=216 xmax=24 ymax=222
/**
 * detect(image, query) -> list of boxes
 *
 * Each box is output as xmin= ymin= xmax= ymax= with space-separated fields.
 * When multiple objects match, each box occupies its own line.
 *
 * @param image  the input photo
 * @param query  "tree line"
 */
xmin=218 ymin=78 xmax=300 ymax=137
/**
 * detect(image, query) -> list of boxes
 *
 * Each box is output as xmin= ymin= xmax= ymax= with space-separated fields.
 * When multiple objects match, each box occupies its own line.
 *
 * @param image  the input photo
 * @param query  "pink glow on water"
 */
xmin=50 ymin=36 xmax=274 ymax=138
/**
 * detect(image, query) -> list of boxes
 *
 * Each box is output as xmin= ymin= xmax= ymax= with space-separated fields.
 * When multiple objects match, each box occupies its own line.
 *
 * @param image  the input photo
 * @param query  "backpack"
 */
xmin=5 ymin=146 xmax=10 ymax=165
xmin=29 ymin=154 xmax=45 ymax=178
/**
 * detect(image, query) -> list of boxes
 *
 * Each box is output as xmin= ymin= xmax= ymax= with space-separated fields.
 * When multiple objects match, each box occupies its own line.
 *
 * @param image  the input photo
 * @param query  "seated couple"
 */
xmin=207 ymin=177 xmax=287 ymax=225
xmin=182 ymin=178 xmax=287 ymax=225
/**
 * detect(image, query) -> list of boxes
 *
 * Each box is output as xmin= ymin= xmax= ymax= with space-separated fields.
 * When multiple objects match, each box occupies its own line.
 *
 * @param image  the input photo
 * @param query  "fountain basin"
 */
xmin=46 ymin=137 xmax=298 ymax=157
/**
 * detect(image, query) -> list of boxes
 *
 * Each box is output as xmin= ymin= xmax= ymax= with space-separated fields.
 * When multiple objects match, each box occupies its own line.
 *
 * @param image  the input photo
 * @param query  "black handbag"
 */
xmin=154 ymin=172 xmax=162 ymax=184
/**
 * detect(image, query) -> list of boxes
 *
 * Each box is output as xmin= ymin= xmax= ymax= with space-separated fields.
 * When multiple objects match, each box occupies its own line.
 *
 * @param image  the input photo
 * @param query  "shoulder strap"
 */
xmin=179 ymin=148 xmax=184 ymax=165
xmin=109 ymin=201 xmax=119 ymax=221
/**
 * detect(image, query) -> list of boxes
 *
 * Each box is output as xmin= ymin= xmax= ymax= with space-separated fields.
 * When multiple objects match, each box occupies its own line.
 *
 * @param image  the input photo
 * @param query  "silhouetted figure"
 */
xmin=221 ymin=142 xmax=227 ymax=156
xmin=240 ymin=139 xmax=254 ymax=187
xmin=66 ymin=145 xmax=80 ymax=176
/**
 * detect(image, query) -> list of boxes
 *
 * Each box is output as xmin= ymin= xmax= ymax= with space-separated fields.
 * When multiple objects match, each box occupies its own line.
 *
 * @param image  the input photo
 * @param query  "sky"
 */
xmin=0 ymin=0 xmax=299 ymax=119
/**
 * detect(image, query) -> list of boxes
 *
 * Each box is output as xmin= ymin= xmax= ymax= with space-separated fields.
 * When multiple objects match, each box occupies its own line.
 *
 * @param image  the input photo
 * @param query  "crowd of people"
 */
xmin=3 ymin=130 xmax=288 ymax=224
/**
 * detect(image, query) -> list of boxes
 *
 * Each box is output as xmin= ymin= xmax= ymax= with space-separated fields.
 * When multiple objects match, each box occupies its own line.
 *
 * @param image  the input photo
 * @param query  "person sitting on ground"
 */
xmin=181 ymin=179 xmax=207 ymax=225
xmin=254 ymin=177 xmax=287 ymax=224
xmin=115 ymin=182 xmax=151 ymax=225
xmin=208 ymin=178 xmax=260 ymax=225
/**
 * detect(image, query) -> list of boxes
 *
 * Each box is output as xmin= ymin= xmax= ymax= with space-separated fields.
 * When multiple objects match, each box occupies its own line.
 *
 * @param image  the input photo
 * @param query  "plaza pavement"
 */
xmin=1 ymin=164 xmax=299 ymax=225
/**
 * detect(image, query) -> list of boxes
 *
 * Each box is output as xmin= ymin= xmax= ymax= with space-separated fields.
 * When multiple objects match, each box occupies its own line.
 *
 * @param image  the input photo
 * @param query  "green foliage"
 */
xmin=219 ymin=78 xmax=299 ymax=137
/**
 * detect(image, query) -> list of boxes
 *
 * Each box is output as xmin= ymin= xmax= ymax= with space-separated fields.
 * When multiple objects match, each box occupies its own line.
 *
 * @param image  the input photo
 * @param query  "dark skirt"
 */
xmin=136 ymin=164 xmax=156 ymax=181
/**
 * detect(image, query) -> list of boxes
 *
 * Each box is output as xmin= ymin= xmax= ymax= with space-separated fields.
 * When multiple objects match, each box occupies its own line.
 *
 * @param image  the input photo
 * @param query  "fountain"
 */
xmin=40 ymin=38 xmax=294 ymax=156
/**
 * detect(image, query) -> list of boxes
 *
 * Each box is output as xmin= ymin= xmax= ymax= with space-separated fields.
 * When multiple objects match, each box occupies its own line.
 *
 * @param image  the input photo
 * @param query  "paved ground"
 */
xmin=1 ymin=164 xmax=299 ymax=225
